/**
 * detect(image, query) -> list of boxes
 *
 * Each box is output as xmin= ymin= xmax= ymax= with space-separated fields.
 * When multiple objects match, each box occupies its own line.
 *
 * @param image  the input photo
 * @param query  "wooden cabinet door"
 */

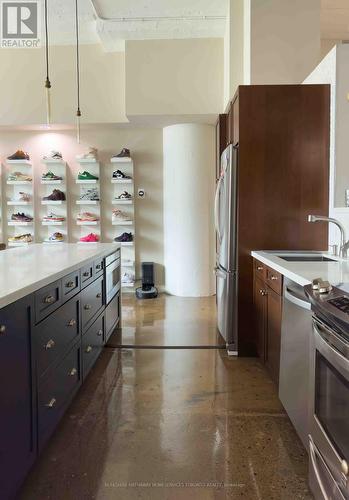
xmin=265 ymin=286 xmax=282 ymax=386
xmin=253 ymin=275 xmax=266 ymax=361
xmin=0 ymin=295 xmax=36 ymax=498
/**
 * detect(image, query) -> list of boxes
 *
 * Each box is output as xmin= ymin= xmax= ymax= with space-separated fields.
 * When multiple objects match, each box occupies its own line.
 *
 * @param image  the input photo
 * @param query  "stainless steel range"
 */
xmin=305 ymin=281 xmax=349 ymax=500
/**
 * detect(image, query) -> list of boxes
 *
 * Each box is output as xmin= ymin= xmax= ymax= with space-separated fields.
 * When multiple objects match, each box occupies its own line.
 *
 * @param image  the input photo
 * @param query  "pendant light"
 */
xmin=44 ymin=0 xmax=51 ymax=126
xmin=75 ymin=0 xmax=81 ymax=143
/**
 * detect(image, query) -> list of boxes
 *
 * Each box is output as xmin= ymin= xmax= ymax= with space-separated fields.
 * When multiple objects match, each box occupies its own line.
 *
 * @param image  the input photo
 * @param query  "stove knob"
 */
xmin=312 ymin=278 xmax=323 ymax=290
xmin=318 ymin=281 xmax=332 ymax=294
xmin=342 ymin=460 xmax=349 ymax=476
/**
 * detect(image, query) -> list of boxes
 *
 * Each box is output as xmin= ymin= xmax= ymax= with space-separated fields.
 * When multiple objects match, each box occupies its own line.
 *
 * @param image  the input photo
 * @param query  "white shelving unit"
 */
xmin=5 ymin=159 xmax=35 ymax=246
xmin=39 ymin=159 xmax=68 ymax=244
xmin=74 ymin=159 xmax=101 ymax=243
xmin=110 ymin=156 xmax=136 ymax=288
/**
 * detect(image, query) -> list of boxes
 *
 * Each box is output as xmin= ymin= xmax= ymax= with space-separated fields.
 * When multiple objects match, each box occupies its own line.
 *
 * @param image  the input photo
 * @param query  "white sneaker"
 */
xmin=43 ymin=150 xmax=63 ymax=160
xmin=11 ymin=192 xmax=31 ymax=202
xmin=112 ymin=209 xmax=132 ymax=223
xmin=122 ymin=272 xmax=135 ymax=284
xmin=76 ymin=147 xmax=98 ymax=161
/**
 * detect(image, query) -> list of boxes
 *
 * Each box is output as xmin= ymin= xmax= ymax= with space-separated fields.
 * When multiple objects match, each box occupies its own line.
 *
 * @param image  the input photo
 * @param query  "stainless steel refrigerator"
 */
xmin=214 ymin=144 xmax=238 ymax=355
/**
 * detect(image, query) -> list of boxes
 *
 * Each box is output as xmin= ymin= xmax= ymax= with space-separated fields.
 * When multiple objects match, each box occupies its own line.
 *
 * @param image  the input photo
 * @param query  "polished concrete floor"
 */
xmin=19 ymin=295 xmax=312 ymax=500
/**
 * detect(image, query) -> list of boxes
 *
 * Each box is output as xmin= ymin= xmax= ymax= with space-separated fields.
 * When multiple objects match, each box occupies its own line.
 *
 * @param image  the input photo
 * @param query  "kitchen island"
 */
xmin=0 ymin=243 xmax=121 ymax=500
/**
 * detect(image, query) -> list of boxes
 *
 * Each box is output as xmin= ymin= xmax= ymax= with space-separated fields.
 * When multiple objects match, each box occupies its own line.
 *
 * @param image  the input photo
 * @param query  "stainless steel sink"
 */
xmin=277 ymin=255 xmax=336 ymax=262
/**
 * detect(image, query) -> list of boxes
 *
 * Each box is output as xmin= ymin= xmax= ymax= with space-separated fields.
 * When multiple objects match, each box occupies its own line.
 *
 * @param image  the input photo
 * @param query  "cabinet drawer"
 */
xmin=266 ymin=268 xmax=283 ymax=295
xmin=35 ymin=280 xmax=62 ymax=323
xmin=81 ymin=262 xmax=94 ymax=287
xmin=82 ymin=315 xmax=104 ymax=379
xmin=38 ymin=342 xmax=81 ymax=449
xmin=35 ymin=297 xmax=80 ymax=378
xmin=105 ymin=291 xmax=120 ymax=342
xmin=254 ymin=259 xmax=267 ymax=280
xmin=94 ymin=257 xmax=104 ymax=276
xmin=62 ymin=270 xmax=80 ymax=302
xmin=81 ymin=276 xmax=104 ymax=330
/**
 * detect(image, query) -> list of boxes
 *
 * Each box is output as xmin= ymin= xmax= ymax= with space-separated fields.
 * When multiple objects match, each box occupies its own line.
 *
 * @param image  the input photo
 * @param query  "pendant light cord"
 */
xmin=44 ymin=0 xmax=51 ymax=89
xmin=75 ymin=0 xmax=81 ymax=118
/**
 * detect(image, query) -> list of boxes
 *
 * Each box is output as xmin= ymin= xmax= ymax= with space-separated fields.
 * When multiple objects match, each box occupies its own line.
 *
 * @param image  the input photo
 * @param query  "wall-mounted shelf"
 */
xmin=112 ymin=199 xmax=133 ymax=205
xmin=41 ymin=200 xmax=65 ymax=205
xmin=76 ymin=179 xmax=98 ymax=184
xmin=8 ymin=221 xmax=33 ymax=226
xmin=111 ymin=179 xmax=133 ymax=184
xmin=77 ymin=221 xmax=99 ymax=226
xmin=76 ymin=200 xmax=99 ymax=205
xmin=7 ymin=181 xmax=32 ymax=186
xmin=7 ymin=201 xmax=31 ymax=206
xmin=41 ymin=221 xmax=64 ymax=226
xmin=112 ymin=221 xmax=133 ymax=226
xmin=6 ymin=159 xmax=31 ymax=166
xmin=111 ymin=157 xmax=133 ymax=164
xmin=41 ymin=180 xmax=62 ymax=185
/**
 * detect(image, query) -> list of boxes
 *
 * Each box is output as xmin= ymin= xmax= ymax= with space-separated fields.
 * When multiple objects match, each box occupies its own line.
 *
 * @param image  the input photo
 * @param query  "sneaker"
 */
xmin=8 ymin=233 xmax=33 ymax=243
xmin=122 ymin=272 xmax=135 ymax=284
xmin=112 ymin=169 xmax=132 ymax=179
xmin=42 ymin=171 xmax=62 ymax=181
xmin=78 ymin=171 xmax=99 ymax=181
xmin=80 ymin=233 xmax=99 ymax=243
xmin=114 ymin=232 xmax=133 ymax=242
xmin=79 ymin=187 xmax=100 ymax=201
xmin=11 ymin=212 xmax=33 ymax=222
xmin=45 ymin=232 xmax=64 ymax=242
xmin=43 ymin=189 xmax=66 ymax=201
xmin=7 ymin=150 xmax=30 ymax=161
xmin=115 ymin=191 xmax=132 ymax=200
xmin=42 ymin=212 xmax=65 ymax=222
xmin=77 ymin=212 xmax=99 ymax=222
xmin=76 ymin=147 xmax=98 ymax=161
xmin=113 ymin=148 xmax=130 ymax=159
xmin=43 ymin=150 xmax=63 ymax=160
xmin=11 ymin=192 xmax=31 ymax=202
xmin=112 ymin=209 xmax=132 ymax=223
xmin=8 ymin=172 xmax=32 ymax=182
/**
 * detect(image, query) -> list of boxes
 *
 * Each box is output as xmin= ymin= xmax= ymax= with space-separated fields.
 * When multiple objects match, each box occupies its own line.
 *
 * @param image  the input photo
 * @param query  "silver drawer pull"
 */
xmin=68 ymin=319 xmax=76 ymax=327
xmin=259 ymin=289 xmax=267 ymax=296
xmin=44 ymin=295 xmax=55 ymax=304
xmin=0 ymin=325 xmax=6 ymax=335
xmin=84 ymin=304 xmax=91 ymax=310
xmin=65 ymin=281 xmax=75 ymax=288
xmin=96 ymin=264 xmax=101 ymax=270
xmin=96 ymin=293 xmax=102 ymax=298
xmin=45 ymin=339 xmax=55 ymax=350
xmin=86 ymin=345 xmax=93 ymax=353
xmin=97 ymin=329 xmax=103 ymax=337
xmin=83 ymin=271 xmax=90 ymax=277
xmin=45 ymin=398 xmax=56 ymax=408
xmin=69 ymin=367 xmax=77 ymax=376
xmin=270 ymin=275 xmax=278 ymax=281
xmin=257 ymin=266 xmax=263 ymax=271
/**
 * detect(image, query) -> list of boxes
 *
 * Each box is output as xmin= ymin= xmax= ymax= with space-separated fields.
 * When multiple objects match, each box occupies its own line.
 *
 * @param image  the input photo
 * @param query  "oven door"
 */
xmin=310 ymin=317 xmax=349 ymax=497
xmin=106 ymin=257 xmax=121 ymax=304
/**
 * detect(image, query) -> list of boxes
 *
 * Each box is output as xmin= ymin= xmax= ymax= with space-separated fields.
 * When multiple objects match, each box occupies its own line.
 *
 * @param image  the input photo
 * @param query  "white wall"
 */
xmin=0 ymin=126 xmax=164 ymax=285
xmin=250 ymin=0 xmax=321 ymax=84
xmin=0 ymin=45 xmax=127 ymax=126
xmin=163 ymin=124 xmax=215 ymax=297
xmin=125 ymin=39 xmax=224 ymax=117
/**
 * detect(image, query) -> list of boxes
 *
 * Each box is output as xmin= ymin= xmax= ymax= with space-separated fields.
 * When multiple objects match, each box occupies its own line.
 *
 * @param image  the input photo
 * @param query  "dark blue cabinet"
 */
xmin=0 ymin=295 xmax=36 ymax=500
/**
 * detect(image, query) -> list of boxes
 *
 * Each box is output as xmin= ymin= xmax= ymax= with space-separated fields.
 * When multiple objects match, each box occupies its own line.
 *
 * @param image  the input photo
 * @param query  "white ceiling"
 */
xmin=321 ymin=0 xmax=349 ymax=40
xmin=47 ymin=0 xmax=227 ymax=49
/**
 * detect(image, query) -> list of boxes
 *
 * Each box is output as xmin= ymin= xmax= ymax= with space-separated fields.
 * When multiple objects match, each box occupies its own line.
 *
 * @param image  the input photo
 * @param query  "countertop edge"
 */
xmin=0 ymin=243 xmax=120 ymax=309
xmin=251 ymin=251 xmax=312 ymax=287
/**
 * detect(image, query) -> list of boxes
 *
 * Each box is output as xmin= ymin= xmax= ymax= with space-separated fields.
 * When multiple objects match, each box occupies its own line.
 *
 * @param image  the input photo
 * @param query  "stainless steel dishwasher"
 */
xmin=279 ymin=277 xmax=312 ymax=448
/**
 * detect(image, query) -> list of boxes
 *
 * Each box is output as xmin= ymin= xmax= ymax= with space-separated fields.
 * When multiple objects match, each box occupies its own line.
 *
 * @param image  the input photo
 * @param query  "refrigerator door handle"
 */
xmin=214 ymin=267 xmax=227 ymax=279
xmin=214 ymin=174 xmax=224 ymax=244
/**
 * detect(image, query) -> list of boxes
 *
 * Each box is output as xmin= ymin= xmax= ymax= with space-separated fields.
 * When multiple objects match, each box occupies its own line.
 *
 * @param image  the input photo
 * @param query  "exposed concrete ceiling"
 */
xmin=321 ymin=0 xmax=349 ymax=40
xmin=47 ymin=0 xmax=227 ymax=50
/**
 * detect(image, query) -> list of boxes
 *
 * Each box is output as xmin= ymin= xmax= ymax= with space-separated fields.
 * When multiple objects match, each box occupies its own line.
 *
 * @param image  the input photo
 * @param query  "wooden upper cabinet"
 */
xmin=215 ymin=114 xmax=228 ymax=179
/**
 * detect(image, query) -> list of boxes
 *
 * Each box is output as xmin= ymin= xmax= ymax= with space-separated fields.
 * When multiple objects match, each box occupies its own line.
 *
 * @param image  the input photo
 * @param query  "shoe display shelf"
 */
xmin=5 ymin=159 xmax=34 ymax=247
xmin=39 ymin=159 xmax=68 ymax=244
xmin=74 ymin=159 xmax=101 ymax=243
xmin=110 ymin=156 xmax=136 ymax=288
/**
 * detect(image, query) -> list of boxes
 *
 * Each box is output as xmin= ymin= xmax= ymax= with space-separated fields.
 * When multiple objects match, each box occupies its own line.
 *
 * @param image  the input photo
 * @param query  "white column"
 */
xmin=163 ymin=124 xmax=215 ymax=297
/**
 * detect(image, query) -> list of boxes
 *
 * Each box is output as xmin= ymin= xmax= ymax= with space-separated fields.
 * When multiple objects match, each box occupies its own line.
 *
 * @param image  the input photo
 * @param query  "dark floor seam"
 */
xmin=105 ymin=345 xmax=226 ymax=350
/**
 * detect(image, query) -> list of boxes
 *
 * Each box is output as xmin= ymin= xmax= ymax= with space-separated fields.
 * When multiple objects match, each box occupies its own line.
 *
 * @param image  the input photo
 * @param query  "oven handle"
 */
xmin=285 ymin=287 xmax=311 ymax=310
xmin=309 ymin=436 xmax=331 ymax=500
xmin=313 ymin=318 xmax=349 ymax=363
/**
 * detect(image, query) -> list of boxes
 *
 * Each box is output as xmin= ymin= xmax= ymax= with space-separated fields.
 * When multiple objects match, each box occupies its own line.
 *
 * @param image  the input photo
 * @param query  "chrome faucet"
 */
xmin=308 ymin=215 xmax=349 ymax=258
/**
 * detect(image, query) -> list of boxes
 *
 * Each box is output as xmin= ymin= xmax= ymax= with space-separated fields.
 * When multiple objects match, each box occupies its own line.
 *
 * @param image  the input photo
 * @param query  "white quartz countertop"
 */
xmin=0 ymin=243 xmax=120 ymax=309
xmin=251 ymin=250 xmax=349 ymax=287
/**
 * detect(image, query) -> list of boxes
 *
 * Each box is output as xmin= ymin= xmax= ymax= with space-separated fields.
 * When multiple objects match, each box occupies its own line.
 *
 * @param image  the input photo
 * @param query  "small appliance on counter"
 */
xmin=136 ymin=262 xmax=158 ymax=299
xmin=305 ymin=279 xmax=349 ymax=500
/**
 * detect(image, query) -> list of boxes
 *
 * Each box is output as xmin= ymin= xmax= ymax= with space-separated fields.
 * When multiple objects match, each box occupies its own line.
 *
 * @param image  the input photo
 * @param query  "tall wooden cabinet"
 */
xmin=217 ymin=84 xmax=330 ymax=356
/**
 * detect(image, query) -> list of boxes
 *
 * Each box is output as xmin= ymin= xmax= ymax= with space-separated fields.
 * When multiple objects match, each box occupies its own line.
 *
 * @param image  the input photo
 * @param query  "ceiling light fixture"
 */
xmin=75 ymin=0 xmax=82 ymax=143
xmin=44 ymin=0 xmax=51 ymax=126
